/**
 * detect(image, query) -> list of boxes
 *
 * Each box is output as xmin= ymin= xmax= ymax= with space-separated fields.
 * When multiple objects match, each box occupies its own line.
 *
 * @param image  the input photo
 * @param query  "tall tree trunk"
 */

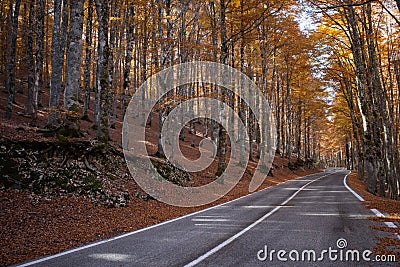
xmin=342 ymin=75 xmax=365 ymax=179
xmin=48 ymin=0 xmax=62 ymax=126
xmin=42 ymin=10 xmax=51 ymax=104
xmin=5 ymin=0 xmax=21 ymax=119
xmin=280 ymin=75 xmax=286 ymax=157
xmin=296 ymin=102 xmax=302 ymax=161
xmin=49 ymin=0 xmax=68 ymax=127
xmin=156 ymin=0 xmax=171 ymax=157
xmin=108 ymin=0 xmax=120 ymax=129
xmin=64 ymin=0 xmax=84 ymax=132
xmin=122 ymin=3 xmax=134 ymax=116
xmin=208 ymin=0 xmax=218 ymax=148
xmin=29 ymin=0 xmax=45 ymax=121
xmin=95 ymin=0 xmax=111 ymax=141
xmin=345 ymin=5 xmax=377 ymax=194
xmin=365 ymin=3 xmax=398 ymax=198
xmin=284 ymin=56 xmax=292 ymax=165
xmin=83 ymin=0 xmax=94 ymax=119
xmin=27 ymin=0 xmax=35 ymax=118
xmin=60 ymin=0 xmax=69 ymax=85
xmin=216 ymin=0 xmax=228 ymax=177
xmin=238 ymin=7 xmax=246 ymax=165
xmin=275 ymin=69 xmax=282 ymax=155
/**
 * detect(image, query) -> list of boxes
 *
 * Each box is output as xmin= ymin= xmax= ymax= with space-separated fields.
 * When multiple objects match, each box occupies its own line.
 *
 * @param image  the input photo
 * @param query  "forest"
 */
xmin=1 ymin=0 xmax=400 ymax=201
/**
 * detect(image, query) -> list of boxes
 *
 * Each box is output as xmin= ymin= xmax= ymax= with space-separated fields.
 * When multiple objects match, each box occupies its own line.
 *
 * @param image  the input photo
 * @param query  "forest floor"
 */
xmin=347 ymin=172 xmax=400 ymax=260
xmin=0 ymin=157 xmax=320 ymax=267
xmin=0 ymin=88 xmax=322 ymax=266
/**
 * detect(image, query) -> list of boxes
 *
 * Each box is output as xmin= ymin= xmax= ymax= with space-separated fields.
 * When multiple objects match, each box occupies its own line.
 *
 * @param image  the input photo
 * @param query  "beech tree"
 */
xmin=27 ymin=0 xmax=44 ymax=119
xmin=63 ymin=0 xmax=84 ymax=133
xmin=314 ymin=0 xmax=400 ymax=198
xmin=83 ymin=0 xmax=94 ymax=120
xmin=5 ymin=0 xmax=21 ymax=119
xmin=49 ymin=0 xmax=68 ymax=127
xmin=3 ymin=0 xmax=397 ymax=198
xmin=95 ymin=0 xmax=111 ymax=141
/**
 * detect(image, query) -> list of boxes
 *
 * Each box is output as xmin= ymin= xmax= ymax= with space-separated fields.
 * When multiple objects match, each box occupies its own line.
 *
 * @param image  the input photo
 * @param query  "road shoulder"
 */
xmin=346 ymin=172 xmax=400 ymax=261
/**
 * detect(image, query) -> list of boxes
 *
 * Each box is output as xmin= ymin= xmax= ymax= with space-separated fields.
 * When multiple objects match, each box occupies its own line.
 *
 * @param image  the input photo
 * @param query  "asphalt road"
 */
xmin=18 ymin=169 xmax=398 ymax=267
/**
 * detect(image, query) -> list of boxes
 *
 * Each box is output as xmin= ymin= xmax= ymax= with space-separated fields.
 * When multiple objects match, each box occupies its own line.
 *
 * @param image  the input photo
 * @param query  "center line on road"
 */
xmin=184 ymin=171 xmax=337 ymax=267
xmin=17 ymin=171 xmax=326 ymax=267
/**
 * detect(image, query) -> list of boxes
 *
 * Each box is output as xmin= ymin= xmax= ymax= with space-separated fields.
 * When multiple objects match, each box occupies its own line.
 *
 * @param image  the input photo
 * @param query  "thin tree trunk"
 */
xmin=48 ymin=0 xmax=62 ymax=126
xmin=122 ymin=3 xmax=134 ymax=117
xmin=27 ymin=0 xmax=35 ymax=117
xmin=296 ymin=102 xmax=302 ymax=161
xmin=276 ymin=70 xmax=282 ymax=155
xmin=284 ymin=57 xmax=292 ymax=165
xmin=60 ymin=0 xmax=69 ymax=89
xmin=5 ymin=0 xmax=21 ymax=119
xmin=83 ymin=0 xmax=94 ymax=120
xmin=29 ymin=0 xmax=45 ymax=121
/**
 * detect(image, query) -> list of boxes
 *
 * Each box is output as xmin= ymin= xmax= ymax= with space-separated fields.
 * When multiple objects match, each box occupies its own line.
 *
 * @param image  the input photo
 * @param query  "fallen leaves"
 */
xmin=347 ymin=172 xmax=400 ymax=262
xmin=0 ymin=158 xmax=320 ymax=266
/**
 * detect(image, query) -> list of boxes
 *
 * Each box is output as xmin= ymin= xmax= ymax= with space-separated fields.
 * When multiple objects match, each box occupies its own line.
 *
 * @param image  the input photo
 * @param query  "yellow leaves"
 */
xmin=230 ymin=0 xmax=241 ymax=9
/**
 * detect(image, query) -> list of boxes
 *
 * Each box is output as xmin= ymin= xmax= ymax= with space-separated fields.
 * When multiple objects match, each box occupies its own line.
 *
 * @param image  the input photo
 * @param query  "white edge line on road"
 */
xmin=184 ymin=172 xmax=334 ymax=267
xmin=16 ymin=172 xmax=324 ymax=267
xmin=370 ymin=208 xmax=400 ymax=240
xmin=343 ymin=172 xmax=364 ymax=201
xmin=343 ymin=173 xmax=400 ymax=240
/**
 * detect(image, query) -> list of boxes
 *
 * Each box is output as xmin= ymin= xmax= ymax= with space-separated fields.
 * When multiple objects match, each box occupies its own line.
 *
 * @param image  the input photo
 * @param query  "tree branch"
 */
xmin=323 ymin=0 xmax=376 ymax=10
xmin=376 ymin=0 xmax=400 ymax=26
xmin=226 ymin=4 xmax=284 ymax=45
xmin=312 ymin=0 xmax=400 ymax=27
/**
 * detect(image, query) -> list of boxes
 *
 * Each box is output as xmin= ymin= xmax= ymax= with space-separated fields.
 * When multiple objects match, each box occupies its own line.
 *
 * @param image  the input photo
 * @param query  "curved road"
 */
xmin=18 ymin=169 xmax=397 ymax=266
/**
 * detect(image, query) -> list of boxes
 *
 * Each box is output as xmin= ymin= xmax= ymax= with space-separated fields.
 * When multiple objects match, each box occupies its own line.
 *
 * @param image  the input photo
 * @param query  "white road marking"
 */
xmin=343 ymin=172 xmax=364 ymax=201
xmin=184 ymin=172 xmax=335 ymax=267
xmin=370 ymin=208 xmax=400 ymax=240
xmin=192 ymin=219 xmax=230 ymax=222
xmin=343 ymin=173 xmax=400 ymax=240
xmin=17 ymin=172 xmax=323 ymax=266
